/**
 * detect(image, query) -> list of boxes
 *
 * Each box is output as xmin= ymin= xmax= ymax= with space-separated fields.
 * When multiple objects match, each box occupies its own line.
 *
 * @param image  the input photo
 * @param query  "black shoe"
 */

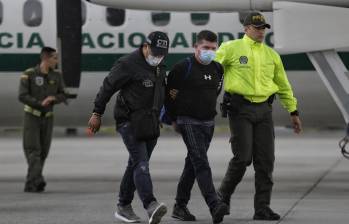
xmin=253 ymin=207 xmax=281 ymax=221
xmin=24 ymin=185 xmax=41 ymax=193
xmin=36 ymin=181 xmax=46 ymax=192
xmin=24 ymin=181 xmax=46 ymax=193
xmin=172 ymin=204 xmax=196 ymax=221
xmin=24 ymin=185 xmax=37 ymax=193
xmin=211 ymin=202 xmax=229 ymax=224
xmin=217 ymin=191 xmax=230 ymax=215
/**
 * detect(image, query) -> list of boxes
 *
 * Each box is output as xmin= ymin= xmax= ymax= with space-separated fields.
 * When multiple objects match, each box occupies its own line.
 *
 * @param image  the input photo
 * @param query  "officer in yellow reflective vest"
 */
xmin=18 ymin=47 xmax=66 ymax=193
xmin=215 ymin=12 xmax=302 ymax=220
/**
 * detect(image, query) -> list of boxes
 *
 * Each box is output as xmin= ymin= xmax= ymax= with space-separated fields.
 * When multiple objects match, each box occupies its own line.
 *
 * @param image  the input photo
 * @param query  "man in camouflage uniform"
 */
xmin=18 ymin=47 xmax=66 ymax=193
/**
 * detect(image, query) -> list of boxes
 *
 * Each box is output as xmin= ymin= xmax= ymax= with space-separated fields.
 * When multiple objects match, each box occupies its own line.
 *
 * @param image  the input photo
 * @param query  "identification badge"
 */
xmin=143 ymin=79 xmax=154 ymax=88
xmin=239 ymin=56 xmax=248 ymax=64
xmin=35 ymin=77 xmax=44 ymax=86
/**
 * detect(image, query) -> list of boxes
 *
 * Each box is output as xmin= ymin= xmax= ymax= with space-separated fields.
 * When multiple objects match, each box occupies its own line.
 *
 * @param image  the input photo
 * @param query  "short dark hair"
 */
xmin=196 ymin=30 xmax=217 ymax=43
xmin=40 ymin=46 xmax=56 ymax=59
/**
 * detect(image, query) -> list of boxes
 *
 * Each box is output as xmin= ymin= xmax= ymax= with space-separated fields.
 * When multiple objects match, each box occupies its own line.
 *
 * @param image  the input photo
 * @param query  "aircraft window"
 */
xmin=23 ymin=0 xmax=43 ymax=27
xmin=151 ymin=12 xmax=170 ymax=26
xmin=191 ymin=13 xmax=209 ymax=25
xmin=81 ymin=0 xmax=86 ymax=25
xmin=106 ymin=8 xmax=125 ymax=26
xmin=0 ymin=1 xmax=3 ymax=25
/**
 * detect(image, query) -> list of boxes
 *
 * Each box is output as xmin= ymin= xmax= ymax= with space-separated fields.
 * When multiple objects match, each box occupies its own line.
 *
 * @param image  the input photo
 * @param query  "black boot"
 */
xmin=24 ymin=181 xmax=39 ymax=193
xmin=172 ymin=204 xmax=196 ymax=221
xmin=36 ymin=181 xmax=46 ymax=192
xmin=253 ymin=207 xmax=281 ymax=221
xmin=217 ymin=191 xmax=230 ymax=215
xmin=210 ymin=202 xmax=229 ymax=224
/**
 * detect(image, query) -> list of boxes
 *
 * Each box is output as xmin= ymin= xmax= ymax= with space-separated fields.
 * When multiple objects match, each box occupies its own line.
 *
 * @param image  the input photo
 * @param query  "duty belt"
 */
xmin=24 ymin=105 xmax=53 ymax=118
xmin=225 ymin=92 xmax=275 ymax=105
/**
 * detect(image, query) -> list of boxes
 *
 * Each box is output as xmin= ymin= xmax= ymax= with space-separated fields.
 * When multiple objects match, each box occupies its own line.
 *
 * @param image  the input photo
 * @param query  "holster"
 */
xmin=220 ymin=92 xmax=232 ymax=118
xmin=267 ymin=94 xmax=275 ymax=105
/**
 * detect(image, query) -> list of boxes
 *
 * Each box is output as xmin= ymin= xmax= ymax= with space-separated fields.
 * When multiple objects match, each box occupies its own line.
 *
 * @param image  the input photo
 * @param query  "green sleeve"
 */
xmin=18 ymin=70 xmax=43 ymax=109
xmin=273 ymin=54 xmax=298 ymax=113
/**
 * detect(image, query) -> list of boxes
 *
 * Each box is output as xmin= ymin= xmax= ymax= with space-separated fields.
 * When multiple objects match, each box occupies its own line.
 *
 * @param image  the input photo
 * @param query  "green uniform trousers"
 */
xmin=23 ymin=112 xmax=53 ymax=188
xmin=219 ymin=94 xmax=275 ymax=211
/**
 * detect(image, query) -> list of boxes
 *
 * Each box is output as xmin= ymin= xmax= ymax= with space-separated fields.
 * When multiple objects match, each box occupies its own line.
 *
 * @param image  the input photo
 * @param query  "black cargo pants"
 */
xmin=219 ymin=94 xmax=275 ymax=211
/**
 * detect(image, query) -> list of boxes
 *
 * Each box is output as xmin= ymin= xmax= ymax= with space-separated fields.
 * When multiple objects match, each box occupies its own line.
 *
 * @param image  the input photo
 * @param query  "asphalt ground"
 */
xmin=0 ymin=129 xmax=348 ymax=224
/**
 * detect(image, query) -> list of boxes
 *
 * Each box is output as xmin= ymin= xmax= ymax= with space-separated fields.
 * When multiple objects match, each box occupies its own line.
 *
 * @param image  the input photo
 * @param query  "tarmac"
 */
xmin=0 ymin=129 xmax=348 ymax=224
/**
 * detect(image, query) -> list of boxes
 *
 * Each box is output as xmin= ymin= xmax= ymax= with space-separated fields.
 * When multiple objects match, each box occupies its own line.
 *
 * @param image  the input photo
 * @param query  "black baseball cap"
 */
xmin=243 ymin=12 xmax=271 ymax=29
xmin=146 ymin=31 xmax=169 ymax=56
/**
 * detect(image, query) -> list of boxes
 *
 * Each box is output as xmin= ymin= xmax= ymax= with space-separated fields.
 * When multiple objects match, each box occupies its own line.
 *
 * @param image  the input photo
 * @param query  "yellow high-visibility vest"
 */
xmin=215 ymin=34 xmax=297 ymax=112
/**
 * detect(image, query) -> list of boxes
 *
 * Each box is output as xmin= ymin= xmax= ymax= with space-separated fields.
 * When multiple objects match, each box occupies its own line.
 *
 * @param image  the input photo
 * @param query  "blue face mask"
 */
xmin=199 ymin=50 xmax=216 ymax=65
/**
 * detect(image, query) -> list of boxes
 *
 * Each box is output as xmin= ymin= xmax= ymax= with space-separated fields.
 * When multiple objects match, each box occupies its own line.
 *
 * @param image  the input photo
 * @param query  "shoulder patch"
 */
xmin=23 ymin=68 xmax=35 ymax=76
xmin=20 ymin=74 xmax=29 ymax=80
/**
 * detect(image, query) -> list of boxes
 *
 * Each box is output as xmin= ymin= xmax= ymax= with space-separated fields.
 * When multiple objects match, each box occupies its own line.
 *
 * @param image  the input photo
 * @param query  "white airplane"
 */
xmin=0 ymin=0 xmax=348 ymax=128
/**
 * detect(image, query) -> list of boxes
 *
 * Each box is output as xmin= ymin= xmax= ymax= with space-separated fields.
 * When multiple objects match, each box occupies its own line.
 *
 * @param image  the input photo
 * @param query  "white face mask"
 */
xmin=146 ymin=54 xmax=164 ymax=67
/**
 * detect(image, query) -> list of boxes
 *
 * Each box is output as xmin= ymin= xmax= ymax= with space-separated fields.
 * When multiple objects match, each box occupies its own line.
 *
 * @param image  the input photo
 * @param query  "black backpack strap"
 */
xmin=183 ymin=57 xmax=193 ymax=80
